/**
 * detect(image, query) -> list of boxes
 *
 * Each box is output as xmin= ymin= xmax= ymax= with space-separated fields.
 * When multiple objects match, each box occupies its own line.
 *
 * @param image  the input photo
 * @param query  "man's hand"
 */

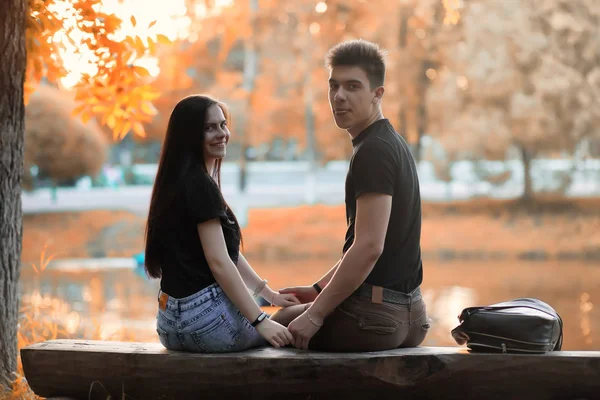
xmin=287 ymin=309 xmax=323 ymax=350
xmin=271 ymin=293 xmax=301 ymax=307
xmin=279 ymin=285 xmax=318 ymax=304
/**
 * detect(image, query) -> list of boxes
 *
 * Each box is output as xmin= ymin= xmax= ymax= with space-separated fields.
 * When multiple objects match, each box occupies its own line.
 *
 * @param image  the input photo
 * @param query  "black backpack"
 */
xmin=451 ymin=297 xmax=563 ymax=353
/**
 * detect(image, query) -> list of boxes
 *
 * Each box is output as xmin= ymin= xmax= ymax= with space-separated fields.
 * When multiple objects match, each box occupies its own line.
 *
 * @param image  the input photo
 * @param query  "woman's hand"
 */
xmin=271 ymin=293 xmax=301 ymax=307
xmin=278 ymin=285 xmax=319 ymax=304
xmin=255 ymin=318 xmax=294 ymax=348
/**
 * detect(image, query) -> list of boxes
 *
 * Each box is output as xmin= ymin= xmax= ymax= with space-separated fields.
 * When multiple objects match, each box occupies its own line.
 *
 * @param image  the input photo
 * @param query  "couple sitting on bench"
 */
xmin=143 ymin=39 xmax=431 ymax=353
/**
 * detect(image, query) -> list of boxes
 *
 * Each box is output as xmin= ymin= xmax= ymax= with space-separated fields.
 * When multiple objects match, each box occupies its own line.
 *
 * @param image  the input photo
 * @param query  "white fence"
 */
xmin=22 ymin=158 xmax=600 ymax=216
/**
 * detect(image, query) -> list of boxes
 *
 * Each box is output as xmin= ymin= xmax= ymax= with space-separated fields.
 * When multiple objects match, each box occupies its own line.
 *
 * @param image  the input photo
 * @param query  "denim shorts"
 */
xmin=156 ymin=283 xmax=267 ymax=353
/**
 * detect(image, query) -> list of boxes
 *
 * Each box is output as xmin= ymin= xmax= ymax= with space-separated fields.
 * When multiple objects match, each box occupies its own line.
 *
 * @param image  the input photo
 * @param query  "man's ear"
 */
xmin=373 ymin=86 xmax=385 ymax=103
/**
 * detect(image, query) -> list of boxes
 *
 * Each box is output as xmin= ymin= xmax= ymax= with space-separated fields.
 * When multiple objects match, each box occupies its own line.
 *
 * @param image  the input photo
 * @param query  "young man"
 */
xmin=275 ymin=39 xmax=430 ymax=351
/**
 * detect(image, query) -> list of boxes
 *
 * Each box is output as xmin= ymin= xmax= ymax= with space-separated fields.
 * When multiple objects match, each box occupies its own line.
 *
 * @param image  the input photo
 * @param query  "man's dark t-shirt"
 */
xmin=343 ymin=118 xmax=423 ymax=293
xmin=157 ymin=170 xmax=240 ymax=299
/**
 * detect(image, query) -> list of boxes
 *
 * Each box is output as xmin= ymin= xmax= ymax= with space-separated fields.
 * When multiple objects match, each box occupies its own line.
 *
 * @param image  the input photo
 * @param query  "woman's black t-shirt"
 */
xmin=157 ymin=171 xmax=240 ymax=299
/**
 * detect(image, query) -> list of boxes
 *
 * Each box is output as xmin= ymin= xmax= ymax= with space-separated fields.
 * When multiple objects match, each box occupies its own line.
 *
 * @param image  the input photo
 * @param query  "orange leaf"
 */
xmin=91 ymin=105 xmax=109 ymax=113
xmin=140 ymin=101 xmax=157 ymax=116
xmin=135 ymin=35 xmax=146 ymax=54
xmin=156 ymin=34 xmax=170 ymax=45
xmin=140 ymin=90 xmax=161 ymax=101
xmin=148 ymin=20 xmax=157 ymax=29
xmin=71 ymin=104 xmax=87 ymax=117
xmin=130 ymin=15 xmax=137 ymax=27
xmin=132 ymin=121 xmax=146 ymax=137
xmin=124 ymin=35 xmax=136 ymax=47
xmin=147 ymin=37 xmax=156 ymax=54
xmin=107 ymin=114 xmax=117 ymax=129
xmin=120 ymin=121 xmax=132 ymax=138
xmin=113 ymin=118 xmax=125 ymax=139
xmin=80 ymin=111 xmax=91 ymax=125
xmin=133 ymin=65 xmax=151 ymax=78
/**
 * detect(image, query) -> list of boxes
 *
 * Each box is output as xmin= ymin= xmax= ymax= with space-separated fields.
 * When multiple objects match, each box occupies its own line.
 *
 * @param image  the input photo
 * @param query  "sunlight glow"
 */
xmin=54 ymin=0 xmax=193 ymax=89
xmin=309 ymin=22 xmax=321 ymax=36
xmin=315 ymin=2 xmax=328 ymax=13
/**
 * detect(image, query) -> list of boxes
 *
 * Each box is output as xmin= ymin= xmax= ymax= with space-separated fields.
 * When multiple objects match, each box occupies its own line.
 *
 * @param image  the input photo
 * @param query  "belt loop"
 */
xmin=174 ymin=299 xmax=180 ymax=318
xmin=211 ymin=286 xmax=217 ymax=298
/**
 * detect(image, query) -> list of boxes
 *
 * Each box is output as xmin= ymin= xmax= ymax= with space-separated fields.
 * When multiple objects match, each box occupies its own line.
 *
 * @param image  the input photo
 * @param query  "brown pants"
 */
xmin=271 ymin=292 xmax=431 ymax=352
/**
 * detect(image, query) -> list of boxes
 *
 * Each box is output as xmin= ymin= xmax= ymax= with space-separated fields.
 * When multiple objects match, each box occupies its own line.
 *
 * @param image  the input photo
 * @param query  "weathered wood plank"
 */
xmin=21 ymin=339 xmax=600 ymax=400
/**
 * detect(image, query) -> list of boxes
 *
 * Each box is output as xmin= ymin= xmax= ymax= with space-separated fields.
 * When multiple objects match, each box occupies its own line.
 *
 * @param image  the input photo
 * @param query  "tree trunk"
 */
xmin=235 ymin=0 xmax=258 ymax=227
xmin=520 ymin=146 xmax=534 ymax=203
xmin=237 ymin=0 xmax=259 ymax=194
xmin=0 ymin=0 xmax=26 ymax=389
xmin=303 ymin=30 xmax=317 ymax=205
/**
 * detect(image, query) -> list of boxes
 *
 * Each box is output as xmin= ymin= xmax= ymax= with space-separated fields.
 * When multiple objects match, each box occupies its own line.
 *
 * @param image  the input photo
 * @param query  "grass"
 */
xmin=0 ymin=245 xmax=140 ymax=400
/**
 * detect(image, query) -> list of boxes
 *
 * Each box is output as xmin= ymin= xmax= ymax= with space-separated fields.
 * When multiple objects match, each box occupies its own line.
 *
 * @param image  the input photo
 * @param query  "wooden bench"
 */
xmin=21 ymin=339 xmax=600 ymax=400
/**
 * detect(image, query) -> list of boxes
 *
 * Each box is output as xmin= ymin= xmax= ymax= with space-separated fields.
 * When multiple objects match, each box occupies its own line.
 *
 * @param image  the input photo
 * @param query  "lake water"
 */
xmin=18 ymin=258 xmax=599 ymax=350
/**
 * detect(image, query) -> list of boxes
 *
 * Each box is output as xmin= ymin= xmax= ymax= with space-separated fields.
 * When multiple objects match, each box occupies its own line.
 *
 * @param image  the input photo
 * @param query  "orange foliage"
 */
xmin=22 ymin=0 xmax=464 ymax=152
xmin=0 ymin=246 xmax=157 ymax=399
xmin=138 ymin=0 xmax=463 ymax=161
xmin=25 ymin=0 xmax=173 ymax=140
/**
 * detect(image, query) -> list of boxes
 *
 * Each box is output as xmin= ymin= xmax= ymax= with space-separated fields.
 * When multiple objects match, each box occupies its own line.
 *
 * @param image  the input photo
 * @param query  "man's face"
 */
xmin=328 ymin=65 xmax=381 ymax=135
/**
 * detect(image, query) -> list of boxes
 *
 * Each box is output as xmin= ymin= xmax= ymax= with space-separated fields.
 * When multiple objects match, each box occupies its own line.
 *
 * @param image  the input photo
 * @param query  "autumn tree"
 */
xmin=147 ymin=0 xmax=397 ymax=162
xmin=147 ymin=0 xmax=463 ymax=164
xmin=0 ymin=0 xmax=27 ymax=389
xmin=0 ymin=0 xmax=169 ymax=387
xmin=23 ymin=85 xmax=108 ymax=190
xmin=426 ymin=0 xmax=600 ymax=202
xmin=391 ymin=0 xmax=462 ymax=161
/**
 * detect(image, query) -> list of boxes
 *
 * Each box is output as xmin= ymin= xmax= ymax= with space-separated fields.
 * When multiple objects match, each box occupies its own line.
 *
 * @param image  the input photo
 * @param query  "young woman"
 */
xmin=144 ymin=95 xmax=299 ymax=352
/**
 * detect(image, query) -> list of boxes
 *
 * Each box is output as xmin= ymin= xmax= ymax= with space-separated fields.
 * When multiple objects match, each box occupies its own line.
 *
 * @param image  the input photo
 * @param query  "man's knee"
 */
xmin=270 ymin=303 xmax=310 ymax=326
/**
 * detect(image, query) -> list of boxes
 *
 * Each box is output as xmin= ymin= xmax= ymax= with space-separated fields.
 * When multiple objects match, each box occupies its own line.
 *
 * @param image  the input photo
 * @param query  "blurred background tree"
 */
xmin=23 ymin=85 xmax=108 ymax=191
xmin=426 ymin=0 xmax=600 ymax=202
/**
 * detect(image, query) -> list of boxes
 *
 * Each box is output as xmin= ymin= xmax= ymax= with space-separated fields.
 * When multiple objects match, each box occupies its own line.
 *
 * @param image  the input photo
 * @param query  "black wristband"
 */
xmin=251 ymin=311 xmax=268 ymax=327
xmin=312 ymin=282 xmax=323 ymax=293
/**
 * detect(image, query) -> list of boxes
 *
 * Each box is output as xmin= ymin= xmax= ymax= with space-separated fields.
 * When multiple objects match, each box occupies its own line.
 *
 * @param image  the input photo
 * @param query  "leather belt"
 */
xmin=354 ymin=282 xmax=422 ymax=305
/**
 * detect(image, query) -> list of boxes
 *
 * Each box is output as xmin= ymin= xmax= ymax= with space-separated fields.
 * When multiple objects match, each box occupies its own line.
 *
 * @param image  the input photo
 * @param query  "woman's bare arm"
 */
xmin=197 ymin=219 xmax=263 ymax=322
xmin=236 ymin=253 xmax=277 ymax=304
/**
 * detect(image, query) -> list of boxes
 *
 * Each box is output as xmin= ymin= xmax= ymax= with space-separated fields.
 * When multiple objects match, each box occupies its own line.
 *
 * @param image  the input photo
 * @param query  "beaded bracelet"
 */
xmin=253 ymin=279 xmax=267 ymax=297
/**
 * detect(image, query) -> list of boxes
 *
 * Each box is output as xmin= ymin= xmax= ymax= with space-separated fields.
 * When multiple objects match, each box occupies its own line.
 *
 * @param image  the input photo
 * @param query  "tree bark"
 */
xmin=520 ymin=146 xmax=534 ymax=203
xmin=0 ymin=0 xmax=26 ymax=388
xmin=238 ymin=0 xmax=259 ymax=193
xmin=303 ymin=29 xmax=317 ymax=205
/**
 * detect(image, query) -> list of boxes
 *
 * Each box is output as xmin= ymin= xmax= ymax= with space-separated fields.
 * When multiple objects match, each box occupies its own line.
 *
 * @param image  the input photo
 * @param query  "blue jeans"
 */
xmin=156 ymin=283 xmax=267 ymax=353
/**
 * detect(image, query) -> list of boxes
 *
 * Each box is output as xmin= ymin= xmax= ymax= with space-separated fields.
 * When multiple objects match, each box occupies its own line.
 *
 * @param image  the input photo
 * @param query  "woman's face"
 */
xmin=203 ymin=104 xmax=230 ymax=164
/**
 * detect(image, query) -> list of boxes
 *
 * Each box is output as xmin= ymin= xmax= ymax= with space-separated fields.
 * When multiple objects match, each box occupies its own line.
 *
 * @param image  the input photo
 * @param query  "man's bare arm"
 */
xmin=315 ymin=258 xmax=342 ymax=289
xmin=308 ymin=193 xmax=392 ymax=321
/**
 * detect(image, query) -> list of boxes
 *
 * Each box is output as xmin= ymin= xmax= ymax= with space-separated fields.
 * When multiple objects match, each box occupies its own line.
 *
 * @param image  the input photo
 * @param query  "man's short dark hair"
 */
xmin=325 ymin=39 xmax=387 ymax=89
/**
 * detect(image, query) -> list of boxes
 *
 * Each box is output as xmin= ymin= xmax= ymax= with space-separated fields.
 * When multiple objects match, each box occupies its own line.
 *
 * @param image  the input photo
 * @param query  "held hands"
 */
xmin=255 ymin=318 xmax=294 ymax=348
xmin=270 ymin=293 xmax=301 ymax=307
xmin=287 ymin=308 xmax=324 ymax=350
xmin=278 ymin=285 xmax=319 ymax=304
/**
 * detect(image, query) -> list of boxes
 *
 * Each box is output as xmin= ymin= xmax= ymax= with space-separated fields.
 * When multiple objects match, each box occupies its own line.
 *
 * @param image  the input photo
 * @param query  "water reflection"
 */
xmin=18 ymin=259 xmax=600 ymax=349
xmin=424 ymin=286 xmax=478 ymax=345
xmin=580 ymin=292 xmax=594 ymax=346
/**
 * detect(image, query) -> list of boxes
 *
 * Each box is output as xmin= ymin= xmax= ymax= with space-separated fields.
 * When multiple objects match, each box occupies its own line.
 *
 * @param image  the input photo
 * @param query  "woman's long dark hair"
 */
xmin=144 ymin=95 xmax=241 ymax=279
